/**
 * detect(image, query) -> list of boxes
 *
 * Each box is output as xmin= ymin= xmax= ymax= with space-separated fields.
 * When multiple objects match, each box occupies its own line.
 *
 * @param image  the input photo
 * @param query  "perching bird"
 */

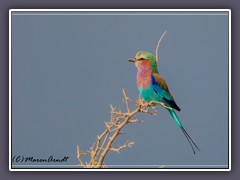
xmin=128 ymin=51 xmax=200 ymax=154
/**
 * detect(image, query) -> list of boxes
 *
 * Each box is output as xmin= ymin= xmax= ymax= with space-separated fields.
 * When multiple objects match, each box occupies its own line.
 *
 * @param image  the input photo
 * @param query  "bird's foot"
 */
xmin=146 ymin=101 xmax=155 ymax=107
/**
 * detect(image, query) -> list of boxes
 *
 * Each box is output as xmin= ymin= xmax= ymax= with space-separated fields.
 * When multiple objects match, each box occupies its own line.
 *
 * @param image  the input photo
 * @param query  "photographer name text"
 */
xmin=12 ymin=155 xmax=69 ymax=163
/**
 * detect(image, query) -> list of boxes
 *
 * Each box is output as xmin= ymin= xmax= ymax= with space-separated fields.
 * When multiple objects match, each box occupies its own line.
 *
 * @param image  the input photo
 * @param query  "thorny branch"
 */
xmin=77 ymin=32 xmax=168 ymax=168
xmin=77 ymin=88 xmax=158 ymax=168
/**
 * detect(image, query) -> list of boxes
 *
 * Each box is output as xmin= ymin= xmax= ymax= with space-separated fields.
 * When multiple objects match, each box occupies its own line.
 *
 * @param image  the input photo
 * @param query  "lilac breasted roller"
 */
xmin=128 ymin=51 xmax=200 ymax=154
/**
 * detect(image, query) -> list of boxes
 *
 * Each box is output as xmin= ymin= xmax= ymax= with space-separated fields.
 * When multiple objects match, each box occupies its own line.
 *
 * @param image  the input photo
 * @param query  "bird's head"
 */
xmin=128 ymin=51 xmax=158 ymax=73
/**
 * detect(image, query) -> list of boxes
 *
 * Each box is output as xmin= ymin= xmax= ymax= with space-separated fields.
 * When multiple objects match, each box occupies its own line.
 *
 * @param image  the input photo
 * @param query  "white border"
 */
xmin=9 ymin=9 xmax=231 ymax=172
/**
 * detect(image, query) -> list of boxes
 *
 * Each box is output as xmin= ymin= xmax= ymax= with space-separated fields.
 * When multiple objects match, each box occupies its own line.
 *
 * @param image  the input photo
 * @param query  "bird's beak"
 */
xmin=128 ymin=58 xmax=136 ymax=63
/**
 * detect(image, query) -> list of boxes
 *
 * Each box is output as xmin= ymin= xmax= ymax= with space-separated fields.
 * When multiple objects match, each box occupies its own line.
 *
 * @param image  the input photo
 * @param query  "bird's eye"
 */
xmin=139 ymin=58 xmax=145 ymax=61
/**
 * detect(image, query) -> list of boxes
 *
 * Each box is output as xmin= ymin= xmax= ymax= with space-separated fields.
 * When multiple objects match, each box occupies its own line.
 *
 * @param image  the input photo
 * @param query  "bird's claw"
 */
xmin=146 ymin=101 xmax=155 ymax=107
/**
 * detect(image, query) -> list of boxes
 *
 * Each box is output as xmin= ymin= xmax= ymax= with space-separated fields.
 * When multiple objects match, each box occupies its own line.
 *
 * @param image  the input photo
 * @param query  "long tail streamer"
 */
xmin=168 ymin=109 xmax=200 ymax=154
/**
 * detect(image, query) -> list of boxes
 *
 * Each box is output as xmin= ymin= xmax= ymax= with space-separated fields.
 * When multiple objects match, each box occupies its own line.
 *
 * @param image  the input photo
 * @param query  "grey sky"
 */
xmin=11 ymin=11 xmax=229 ymax=168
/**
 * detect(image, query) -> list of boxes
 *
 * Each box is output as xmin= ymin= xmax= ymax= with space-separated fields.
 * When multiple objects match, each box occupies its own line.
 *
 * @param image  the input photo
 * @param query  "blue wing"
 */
xmin=151 ymin=74 xmax=181 ymax=111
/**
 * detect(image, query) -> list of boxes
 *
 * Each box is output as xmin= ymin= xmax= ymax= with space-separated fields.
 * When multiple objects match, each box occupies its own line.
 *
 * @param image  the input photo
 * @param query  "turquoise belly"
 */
xmin=138 ymin=85 xmax=160 ymax=102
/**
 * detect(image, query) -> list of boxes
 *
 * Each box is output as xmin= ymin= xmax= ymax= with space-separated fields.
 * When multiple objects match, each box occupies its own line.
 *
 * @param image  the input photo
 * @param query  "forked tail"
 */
xmin=168 ymin=109 xmax=200 ymax=154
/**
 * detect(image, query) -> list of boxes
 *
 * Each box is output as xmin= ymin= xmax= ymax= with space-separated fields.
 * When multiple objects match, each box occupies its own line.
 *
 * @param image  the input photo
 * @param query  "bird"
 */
xmin=128 ymin=51 xmax=200 ymax=154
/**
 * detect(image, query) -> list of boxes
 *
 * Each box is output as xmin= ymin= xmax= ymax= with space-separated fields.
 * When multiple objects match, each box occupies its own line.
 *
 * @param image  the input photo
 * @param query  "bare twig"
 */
xmin=77 ymin=89 xmax=160 ymax=168
xmin=156 ymin=31 xmax=167 ymax=64
xmin=128 ymin=119 xmax=142 ymax=123
xmin=77 ymin=145 xmax=86 ymax=168
xmin=122 ymin=88 xmax=131 ymax=113
xmin=110 ymin=141 xmax=135 ymax=153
